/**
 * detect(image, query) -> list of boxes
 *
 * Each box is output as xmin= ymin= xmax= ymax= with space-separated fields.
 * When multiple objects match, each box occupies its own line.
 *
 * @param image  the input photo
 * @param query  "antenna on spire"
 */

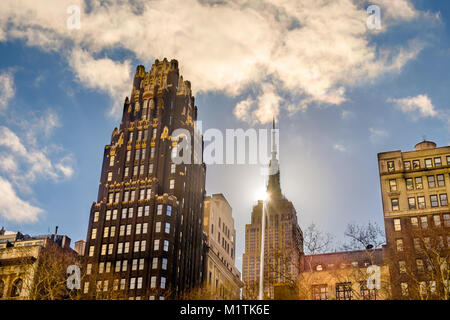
xmin=272 ymin=116 xmax=276 ymax=130
xmin=422 ymin=134 xmax=427 ymax=141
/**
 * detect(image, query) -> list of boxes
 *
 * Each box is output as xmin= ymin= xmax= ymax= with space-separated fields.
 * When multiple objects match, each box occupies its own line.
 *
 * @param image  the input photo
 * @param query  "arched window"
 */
xmin=0 ymin=280 xmax=4 ymax=298
xmin=11 ymin=278 xmax=23 ymax=297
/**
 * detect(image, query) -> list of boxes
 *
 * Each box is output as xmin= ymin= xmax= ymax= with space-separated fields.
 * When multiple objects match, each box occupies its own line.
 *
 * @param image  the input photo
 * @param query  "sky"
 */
xmin=0 ymin=0 xmax=449 ymax=272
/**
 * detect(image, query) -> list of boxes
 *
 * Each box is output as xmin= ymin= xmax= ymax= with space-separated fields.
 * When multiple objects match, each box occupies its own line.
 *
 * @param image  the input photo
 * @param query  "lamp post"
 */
xmin=258 ymin=195 xmax=267 ymax=300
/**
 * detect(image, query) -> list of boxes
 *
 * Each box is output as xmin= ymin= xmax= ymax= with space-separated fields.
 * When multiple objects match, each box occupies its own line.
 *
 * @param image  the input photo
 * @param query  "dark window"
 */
xmin=11 ymin=279 xmax=23 ymax=297
xmin=412 ymin=160 xmax=420 ymax=169
xmin=404 ymin=161 xmax=411 ymax=170
xmin=336 ymin=282 xmax=352 ymax=300
xmin=425 ymin=158 xmax=433 ymax=168
xmin=434 ymin=157 xmax=442 ymax=167
xmin=387 ymin=161 xmax=395 ymax=172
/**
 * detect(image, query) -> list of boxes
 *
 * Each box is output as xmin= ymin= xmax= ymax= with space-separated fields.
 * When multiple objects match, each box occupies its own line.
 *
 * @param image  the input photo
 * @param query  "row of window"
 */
xmin=399 ymin=281 xmax=447 ymax=297
xmin=312 ymin=282 xmax=376 ymax=300
xmin=88 ymin=238 xmax=171 ymax=257
xmin=391 ymin=194 xmax=448 ymax=211
xmin=387 ymin=155 xmax=450 ymax=172
xmin=86 ymin=257 xmax=168 ymax=276
xmin=389 ymin=174 xmax=447 ymax=192
xmin=93 ymin=205 xmax=172 ymax=223
xmin=395 ymin=235 xmax=450 ymax=252
xmin=84 ymin=275 xmax=166 ymax=294
xmin=393 ymin=213 xmax=450 ymax=231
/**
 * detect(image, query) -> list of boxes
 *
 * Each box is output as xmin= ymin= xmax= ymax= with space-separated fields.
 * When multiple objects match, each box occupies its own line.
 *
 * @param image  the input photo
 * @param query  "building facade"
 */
xmin=0 ymin=229 xmax=74 ymax=300
xmin=242 ymin=122 xmax=303 ymax=299
xmin=83 ymin=59 xmax=207 ymax=300
xmin=203 ymin=194 xmax=243 ymax=299
xmin=378 ymin=140 xmax=450 ymax=299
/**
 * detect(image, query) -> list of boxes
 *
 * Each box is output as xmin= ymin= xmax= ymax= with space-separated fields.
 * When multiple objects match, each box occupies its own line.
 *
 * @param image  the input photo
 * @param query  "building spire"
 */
xmin=267 ymin=116 xmax=282 ymax=198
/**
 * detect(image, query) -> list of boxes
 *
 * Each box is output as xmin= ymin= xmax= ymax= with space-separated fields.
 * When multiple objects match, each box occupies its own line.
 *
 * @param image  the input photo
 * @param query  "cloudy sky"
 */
xmin=0 ymin=0 xmax=449 ymax=270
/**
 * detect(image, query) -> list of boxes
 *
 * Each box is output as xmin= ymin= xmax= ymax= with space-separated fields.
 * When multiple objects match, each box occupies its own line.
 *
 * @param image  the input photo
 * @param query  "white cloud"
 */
xmin=333 ymin=144 xmax=347 ymax=152
xmin=0 ymin=176 xmax=43 ymax=223
xmin=0 ymin=0 xmax=432 ymax=122
xmin=369 ymin=127 xmax=389 ymax=143
xmin=0 ymin=71 xmax=15 ymax=110
xmin=388 ymin=94 xmax=437 ymax=119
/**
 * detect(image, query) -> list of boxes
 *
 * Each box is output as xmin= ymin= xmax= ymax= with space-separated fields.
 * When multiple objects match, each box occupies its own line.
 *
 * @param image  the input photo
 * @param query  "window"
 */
xmin=165 ymin=222 xmax=171 ymax=234
xmin=122 ymin=260 xmax=128 ymax=271
xmin=408 ymin=197 xmax=416 ymax=209
xmin=139 ymin=189 xmax=145 ymax=200
xmin=157 ymin=204 xmax=163 ymax=215
xmin=133 ymin=166 xmax=138 ymax=176
xmin=413 ymin=238 xmax=421 ymax=251
xmin=401 ymin=283 xmax=408 ymax=296
xmin=396 ymin=239 xmax=404 ymax=252
xmin=169 ymin=179 xmax=175 ymax=189
xmin=387 ymin=161 xmax=395 ymax=172
xmin=146 ymin=188 xmax=151 ymax=199
xmin=103 ymin=227 xmax=109 ymax=238
xmin=117 ymin=243 xmax=123 ymax=254
xmin=416 ymin=259 xmax=424 ymax=272
xmin=134 ymin=241 xmax=140 ymax=253
xmin=171 ymin=163 xmax=176 ymax=174
xmin=109 ymin=155 xmax=115 ymax=167
xmin=126 ymin=224 xmax=132 ymax=236
xmin=119 ymin=225 xmax=125 ymax=236
xmin=101 ymin=244 xmax=107 ymax=255
xmin=151 ymin=277 xmax=157 ymax=288
xmin=437 ymin=174 xmax=445 ymax=187
xmin=444 ymin=214 xmax=450 ymax=227
xmin=124 ymin=242 xmax=130 ymax=254
xmin=150 ymin=147 xmax=155 ymax=158
xmin=425 ymin=158 xmax=433 ymax=168
xmin=137 ymin=277 xmax=143 ymax=290
xmin=415 ymin=177 xmax=423 ymax=189
xmin=389 ymin=179 xmax=397 ymax=192
xmin=126 ymin=150 xmax=131 ymax=162
xmin=417 ymin=196 xmax=426 ymax=209
xmin=142 ymin=148 xmax=146 ymax=160
xmin=139 ymin=259 xmax=145 ymax=270
xmin=143 ymin=223 xmax=148 ymax=234
xmin=144 ymin=205 xmax=150 ymax=216
xmin=128 ymin=132 xmax=133 ymax=142
xmin=130 ymin=278 xmax=136 ymax=290
xmin=404 ymin=161 xmax=411 ymax=170
xmin=89 ymin=246 xmax=95 ymax=257
xmin=360 ymin=281 xmax=376 ymax=300
xmin=162 ymin=258 xmax=167 ymax=270
xmin=93 ymin=211 xmax=99 ymax=222
xmin=84 ymin=282 xmax=89 ymax=294
xmin=439 ymin=193 xmax=448 ymax=206
xmin=131 ymin=190 xmax=135 ymax=201
xmin=399 ymin=261 xmax=406 ymax=273
xmin=161 ymin=277 xmax=166 ymax=289
xmin=99 ymin=262 xmax=105 ymax=274
xmin=430 ymin=195 xmax=439 ymax=207
xmin=154 ymin=239 xmax=160 ymax=251
xmin=108 ymin=193 xmax=114 ymax=203
xmin=427 ymin=176 xmax=435 ymax=188
xmin=312 ymin=285 xmax=328 ymax=300
xmin=91 ymin=228 xmax=97 ymax=240
xmin=420 ymin=216 xmax=428 ymax=229
xmin=124 ymin=167 xmax=129 ymax=177
xmin=139 ymin=165 xmax=144 ymax=175
xmin=155 ymin=222 xmax=161 ymax=233
xmin=336 ymin=282 xmax=352 ymax=300
xmin=163 ymin=240 xmax=169 ymax=252
xmin=107 ymin=172 xmax=112 ymax=182
xmin=412 ymin=160 xmax=420 ymax=169
xmin=141 ymin=240 xmax=146 ymax=251
xmin=11 ymin=279 xmax=23 ymax=297
xmin=149 ymin=164 xmax=153 ymax=174
xmin=152 ymin=258 xmax=158 ymax=269
xmin=447 ymin=155 xmax=450 ymax=165
xmin=406 ymin=178 xmax=414 ymax=190
xmin=167 ymin=206 xmax=172 ymax=216
xmin=393 ymin=218 xmax=401 ymax=231
xmin=106 ymin=210 xmax=111 ymax=221
xmin=110 ymin=226 xmax=116 ymax=237
xmin=433 ymin=215 xmax=441 ymax=227
xmin=434 ymin=157 xmax=442 ymax=167
xmin=391 ymin=199 xmax=399 ymax=211
xmin=136 ymin=224 xmax=141 ymax=235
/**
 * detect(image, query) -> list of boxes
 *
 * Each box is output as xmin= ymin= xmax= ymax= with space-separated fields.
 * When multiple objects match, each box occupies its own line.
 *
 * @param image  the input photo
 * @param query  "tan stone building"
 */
xmin=287 ymin=249 xmax=391 ymax=300
xmin=0 ymin=228 xmax=75 ymax=300
xmin=378 ymin=140 xmax=450 ymax=299
xmin=203 ymin=194 xmax=243 ymax=299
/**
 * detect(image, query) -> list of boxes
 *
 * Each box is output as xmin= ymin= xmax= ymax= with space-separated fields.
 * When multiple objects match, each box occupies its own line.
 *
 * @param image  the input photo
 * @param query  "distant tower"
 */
xmin=83 ymin=59 xmax=206 ymax=300
xmin=242 ymin=119 xmax=303 ymax=299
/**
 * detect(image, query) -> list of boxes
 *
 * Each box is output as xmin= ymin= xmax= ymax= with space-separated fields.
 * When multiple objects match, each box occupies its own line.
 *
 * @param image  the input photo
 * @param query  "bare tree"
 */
xmin=303 ymin=223 xmax=334 ymax=255
xmin=341 ymin=222 xmax=385 ymax=251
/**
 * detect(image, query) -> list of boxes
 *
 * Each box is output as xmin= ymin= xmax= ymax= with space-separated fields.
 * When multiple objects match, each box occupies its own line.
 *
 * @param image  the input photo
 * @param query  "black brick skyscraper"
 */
xmin=83 ymin=59 xmax=206 ymax=300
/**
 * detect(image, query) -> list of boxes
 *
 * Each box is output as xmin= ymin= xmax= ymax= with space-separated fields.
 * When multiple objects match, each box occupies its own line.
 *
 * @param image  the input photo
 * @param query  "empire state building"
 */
xmin=242 ymin=120 xmax=304 ymax=299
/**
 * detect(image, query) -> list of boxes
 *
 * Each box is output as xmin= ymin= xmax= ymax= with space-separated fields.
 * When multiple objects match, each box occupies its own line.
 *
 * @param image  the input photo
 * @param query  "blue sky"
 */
xmin=0 ymin=0 xmax=449 ymax=271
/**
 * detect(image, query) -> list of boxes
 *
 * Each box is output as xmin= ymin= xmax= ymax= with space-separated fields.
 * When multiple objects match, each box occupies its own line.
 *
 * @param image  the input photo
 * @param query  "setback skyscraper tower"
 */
xmin=83 ymin=59 xmax=206 ymax=300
